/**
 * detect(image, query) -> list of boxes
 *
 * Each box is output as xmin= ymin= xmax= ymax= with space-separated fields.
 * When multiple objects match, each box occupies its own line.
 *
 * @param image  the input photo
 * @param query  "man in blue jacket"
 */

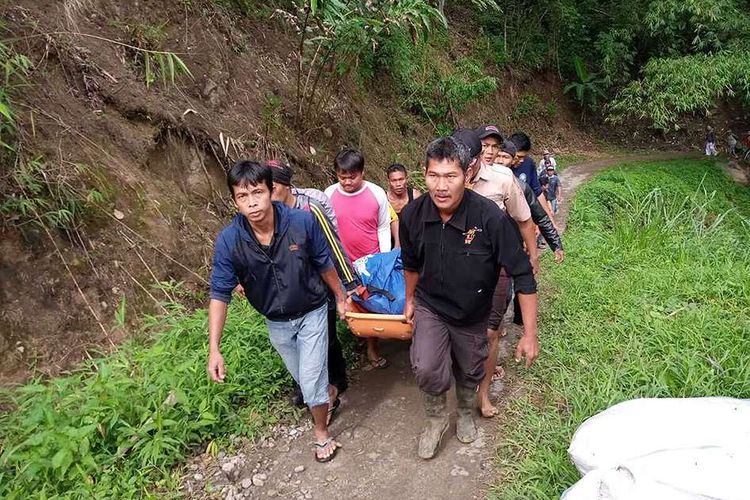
xmin=207 ymin=160 xmax=346 ymax=463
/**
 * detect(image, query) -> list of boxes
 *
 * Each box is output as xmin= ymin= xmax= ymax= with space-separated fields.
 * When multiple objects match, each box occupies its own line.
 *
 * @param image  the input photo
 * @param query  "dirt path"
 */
xmin=181 ymin=151 xmax=698 ymax=500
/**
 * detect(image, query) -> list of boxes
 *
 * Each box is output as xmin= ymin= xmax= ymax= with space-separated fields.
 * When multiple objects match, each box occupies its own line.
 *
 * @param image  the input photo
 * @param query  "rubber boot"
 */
xmin=417 ymin=391 xmax=449 ymax=459
xmin=455 ymin=385 xmax=478 ymax=444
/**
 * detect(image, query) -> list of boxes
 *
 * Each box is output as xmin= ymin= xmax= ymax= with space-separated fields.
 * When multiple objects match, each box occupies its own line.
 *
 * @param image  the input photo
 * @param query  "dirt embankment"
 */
xmin=0 ymin=0 xmax=633 ymax=386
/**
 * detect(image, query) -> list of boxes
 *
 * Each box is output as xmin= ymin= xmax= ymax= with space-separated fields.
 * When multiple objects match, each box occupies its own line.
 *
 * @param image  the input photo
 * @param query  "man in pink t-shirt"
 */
xmin=325 ymin=149 xmax=392 ymax=369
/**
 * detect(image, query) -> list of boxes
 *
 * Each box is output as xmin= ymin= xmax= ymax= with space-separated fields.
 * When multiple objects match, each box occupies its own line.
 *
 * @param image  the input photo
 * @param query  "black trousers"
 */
xmin=327 ymin=296 xmax=348 ymax=393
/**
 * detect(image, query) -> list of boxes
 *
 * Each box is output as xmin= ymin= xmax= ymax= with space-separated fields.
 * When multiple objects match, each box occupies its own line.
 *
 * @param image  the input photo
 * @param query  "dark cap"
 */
xmin=475 ymin=124 xmax=504 ymax=141
xmin=266 ymin=159 xmax=293 ymax=186
xmin=451 ymin=128 xmax=482 ymax=158
xmin=499 ymin=139 xmax=517 ymax=157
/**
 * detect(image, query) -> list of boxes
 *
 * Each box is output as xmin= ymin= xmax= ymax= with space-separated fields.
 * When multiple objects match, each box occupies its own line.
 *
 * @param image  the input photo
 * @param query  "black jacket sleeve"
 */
xmin=518 ymin=178 xmax=563 ymax=252
xmin=308 ymin=200 xmax=362 ymax=291
xmin=489 ymin=211 xmax=537 ymax=295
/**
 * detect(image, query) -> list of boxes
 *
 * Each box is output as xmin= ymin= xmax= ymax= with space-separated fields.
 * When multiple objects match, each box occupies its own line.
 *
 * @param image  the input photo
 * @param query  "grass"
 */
xmin=491 ymin=159 xmax=750 ymax=499
xmin=553 ymin=152 xmax=590 ymax=172
xmin=0 ymin=298 xmax=299 ymax=498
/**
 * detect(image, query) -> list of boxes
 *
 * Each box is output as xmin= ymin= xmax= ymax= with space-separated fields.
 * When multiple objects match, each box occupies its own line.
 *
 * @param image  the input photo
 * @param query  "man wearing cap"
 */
xmin=455 ymin=127 xmax=540 ymax=418
xmin=400 ymin=136 xmax=539 ymax=459
xmin=452 ymin=127 xmax=538 ymax=273
xmin=264 ymin=160 xmax=360 ymax=415
xmin=538 ymin=149 xmax=557 ymax=177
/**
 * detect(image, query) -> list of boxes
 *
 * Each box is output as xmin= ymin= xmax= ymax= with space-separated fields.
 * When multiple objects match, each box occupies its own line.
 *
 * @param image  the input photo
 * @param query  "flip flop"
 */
xmin=327 ymin=397 xmax=341 ymax=426
xmin=368 ymin=357 xmax=390 ymax=369
xmin=314 ymin=437 xmax=340 ymax=463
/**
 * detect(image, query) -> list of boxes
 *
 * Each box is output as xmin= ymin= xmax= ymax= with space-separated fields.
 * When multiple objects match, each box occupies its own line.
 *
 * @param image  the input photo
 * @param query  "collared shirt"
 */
xmin=399 ymin=189 xmax=536 ymax=325
xmin=471 ymin=163 xmax=531 ymax=223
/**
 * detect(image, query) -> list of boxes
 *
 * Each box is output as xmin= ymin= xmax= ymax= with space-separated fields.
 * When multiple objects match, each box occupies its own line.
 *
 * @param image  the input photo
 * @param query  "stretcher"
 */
xmin=344 ymin=298 xmax=412 ymax=340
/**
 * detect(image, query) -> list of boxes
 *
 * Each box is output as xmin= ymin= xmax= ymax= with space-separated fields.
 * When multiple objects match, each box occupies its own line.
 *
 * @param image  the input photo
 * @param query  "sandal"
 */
xmin=368 ymin=357 xmax=390 ymax=369
xmin=327 ymin=397 xmax=341 ymax=426
xmin=314 ymin=437 xmax=340 ymax=463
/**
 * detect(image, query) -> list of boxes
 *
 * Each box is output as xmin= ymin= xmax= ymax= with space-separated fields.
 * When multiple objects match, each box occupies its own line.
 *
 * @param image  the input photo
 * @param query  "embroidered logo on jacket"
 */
xmin=463 ymin=227 xmax=483 ymax=245
xmin=288 ymin=244 xmax=299 ymax=252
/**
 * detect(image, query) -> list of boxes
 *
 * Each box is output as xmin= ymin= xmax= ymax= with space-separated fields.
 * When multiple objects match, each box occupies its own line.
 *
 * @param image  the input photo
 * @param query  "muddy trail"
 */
xmin=181 ymin=152 xmax=698 ymax=500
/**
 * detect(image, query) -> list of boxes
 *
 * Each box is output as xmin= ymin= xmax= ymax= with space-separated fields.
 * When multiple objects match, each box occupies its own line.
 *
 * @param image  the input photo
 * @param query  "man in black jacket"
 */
xmin=207 ymin=160 xmax=346 ymax=463
xmin=400 ymin=137 xmax=539 ymax=459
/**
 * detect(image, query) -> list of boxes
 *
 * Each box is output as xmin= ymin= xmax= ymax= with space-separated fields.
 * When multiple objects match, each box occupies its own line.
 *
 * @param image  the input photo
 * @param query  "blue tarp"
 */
xmin=351 ymin=249 xmax=405 ymax=315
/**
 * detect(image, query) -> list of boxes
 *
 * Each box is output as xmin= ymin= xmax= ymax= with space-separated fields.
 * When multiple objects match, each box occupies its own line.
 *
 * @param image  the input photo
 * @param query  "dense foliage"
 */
xmin=492 ymin=159 xmax=750 ymax=497
xmin=472 ymin=0 xmax=750 ymax=128
xmin=0 ymin=300 xmax=292 ymax=498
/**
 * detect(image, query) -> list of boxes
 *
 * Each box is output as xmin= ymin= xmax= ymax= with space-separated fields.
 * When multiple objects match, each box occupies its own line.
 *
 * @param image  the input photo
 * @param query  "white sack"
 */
xmin=562 ymin=397 xmax=750 ymax=500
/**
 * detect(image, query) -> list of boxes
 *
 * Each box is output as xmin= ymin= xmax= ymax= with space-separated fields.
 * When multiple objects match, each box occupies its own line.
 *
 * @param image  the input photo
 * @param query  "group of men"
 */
xmin=206 ymin=125 xmax=565 ymax=463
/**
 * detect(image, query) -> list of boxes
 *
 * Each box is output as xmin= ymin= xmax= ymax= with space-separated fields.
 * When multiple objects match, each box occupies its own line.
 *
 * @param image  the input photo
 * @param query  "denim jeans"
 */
xmin=266 ymin=303 xmax=329 ymax=407
xmin=550 ymin=198 xmax=559 ymax=214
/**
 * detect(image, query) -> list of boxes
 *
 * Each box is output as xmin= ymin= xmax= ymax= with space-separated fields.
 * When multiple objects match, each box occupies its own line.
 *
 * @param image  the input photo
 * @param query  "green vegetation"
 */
xmin=1 ymin=157 xmax=110 ymax=231
xmin=0 ymin=299 xmax=294 ymax=498
xmin=0 ymin=37 xmax=32 ymax=151
xmin=280 ymin=0 xmax=445 ymax=123
xmin=111 ymin=19 xmax=192 ymax=88
xmin=376 ymin=27 xmax=496 ymax=128
xmin=471 ymin=0 xmax=750 ymax=128
xmin=492 ymin=159 xmax=750 ymax=498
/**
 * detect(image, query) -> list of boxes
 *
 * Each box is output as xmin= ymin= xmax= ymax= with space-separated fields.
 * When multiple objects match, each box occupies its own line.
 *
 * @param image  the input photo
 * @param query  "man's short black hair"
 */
xmin=509 ymin=132 xmax=532 ymax=152
xmin=334 ymin=148 xmax=365 ymax=173
xmin=425 ymin=136 xmax=470 ymax=172
xmin=386 ymin=163 xmax=407 ymax=176
xmin=227 ymin=160 xmax=273 ymax=196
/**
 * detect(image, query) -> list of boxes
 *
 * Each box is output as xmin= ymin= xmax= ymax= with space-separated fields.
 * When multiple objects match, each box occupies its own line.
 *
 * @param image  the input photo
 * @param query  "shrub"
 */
xmin=0 ymin=300 xmax=292 ymax=498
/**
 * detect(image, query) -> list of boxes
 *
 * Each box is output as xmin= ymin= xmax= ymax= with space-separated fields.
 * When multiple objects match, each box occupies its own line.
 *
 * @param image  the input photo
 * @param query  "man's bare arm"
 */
xmin=207 ymin=299 xmax=229 ymax=383
xmin=320 ymin=268 xmax=347 ymax=319
xmin=404 ymin=270 xmax=419 ymax=324
xmin=515 ymin=292 xmax=539 ymax=368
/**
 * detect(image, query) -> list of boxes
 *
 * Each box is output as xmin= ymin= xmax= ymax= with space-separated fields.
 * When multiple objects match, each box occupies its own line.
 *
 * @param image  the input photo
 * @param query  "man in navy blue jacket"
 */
xmin=509 ymin=131 xmax=543 ymax=198
xmin=207 ymin=160 xmax=346 ymax=463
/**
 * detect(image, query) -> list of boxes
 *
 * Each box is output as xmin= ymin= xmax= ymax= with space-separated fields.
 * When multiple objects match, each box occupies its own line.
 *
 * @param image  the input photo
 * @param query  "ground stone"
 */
xmin=241 ymin=478 xmax=253 ymax=489
xmin=294 ymin=465 xmax=305 ymax=473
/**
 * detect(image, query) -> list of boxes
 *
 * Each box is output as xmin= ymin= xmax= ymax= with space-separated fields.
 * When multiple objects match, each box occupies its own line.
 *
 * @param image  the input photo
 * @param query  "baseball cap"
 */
xmin=499 ymin=139 xmax=517 ymax=157
xmin=451 ymin=128 xmax=482 ymax=158
xmin=266 ymin=159 xmax=293 ymax=186
xmin=475 ymin=124 xmax=504 ymax=141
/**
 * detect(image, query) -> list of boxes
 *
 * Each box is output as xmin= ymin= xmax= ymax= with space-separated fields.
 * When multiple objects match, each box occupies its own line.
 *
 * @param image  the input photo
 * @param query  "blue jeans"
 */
xmin=550 ymin=198 xmax=559 ymax=214
xmin=266 ymin=303 xmax=329 ymax=407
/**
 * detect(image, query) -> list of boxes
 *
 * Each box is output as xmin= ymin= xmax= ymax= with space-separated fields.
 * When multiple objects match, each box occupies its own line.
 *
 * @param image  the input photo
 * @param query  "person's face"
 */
xmin=495 ymin=151 xmax=514 ymax=168
xmin=480 ymin=136 xmax=501 ymax=165
xmin=271 ymin=182 xmax=292 ymax=204
xmin=512 ymin=150 xmax=527 ymax=168
xmin=546 ymin=168 xmax=555 ymax=177
xmin=425 ymin=158 xmax=465 ymax=215
xmin=388 ymin=171 xmax=407 ymax=195
xmin=336 ymin=169 xmax=365 ymax=193
xmin=233 ymin=182 xmax=273 ymax=224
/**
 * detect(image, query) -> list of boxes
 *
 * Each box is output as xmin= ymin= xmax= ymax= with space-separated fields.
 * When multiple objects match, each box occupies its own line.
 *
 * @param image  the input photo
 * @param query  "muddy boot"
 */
xmin=455 ymin=385 xmax=478 ymax=444
xmin=417 ymin=391 xmax=449 ymax=460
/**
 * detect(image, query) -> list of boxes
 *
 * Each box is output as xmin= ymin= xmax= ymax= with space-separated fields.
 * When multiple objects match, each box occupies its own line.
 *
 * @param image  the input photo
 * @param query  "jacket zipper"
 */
xmin=440 ymin=223 xmax=445 ymax=285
